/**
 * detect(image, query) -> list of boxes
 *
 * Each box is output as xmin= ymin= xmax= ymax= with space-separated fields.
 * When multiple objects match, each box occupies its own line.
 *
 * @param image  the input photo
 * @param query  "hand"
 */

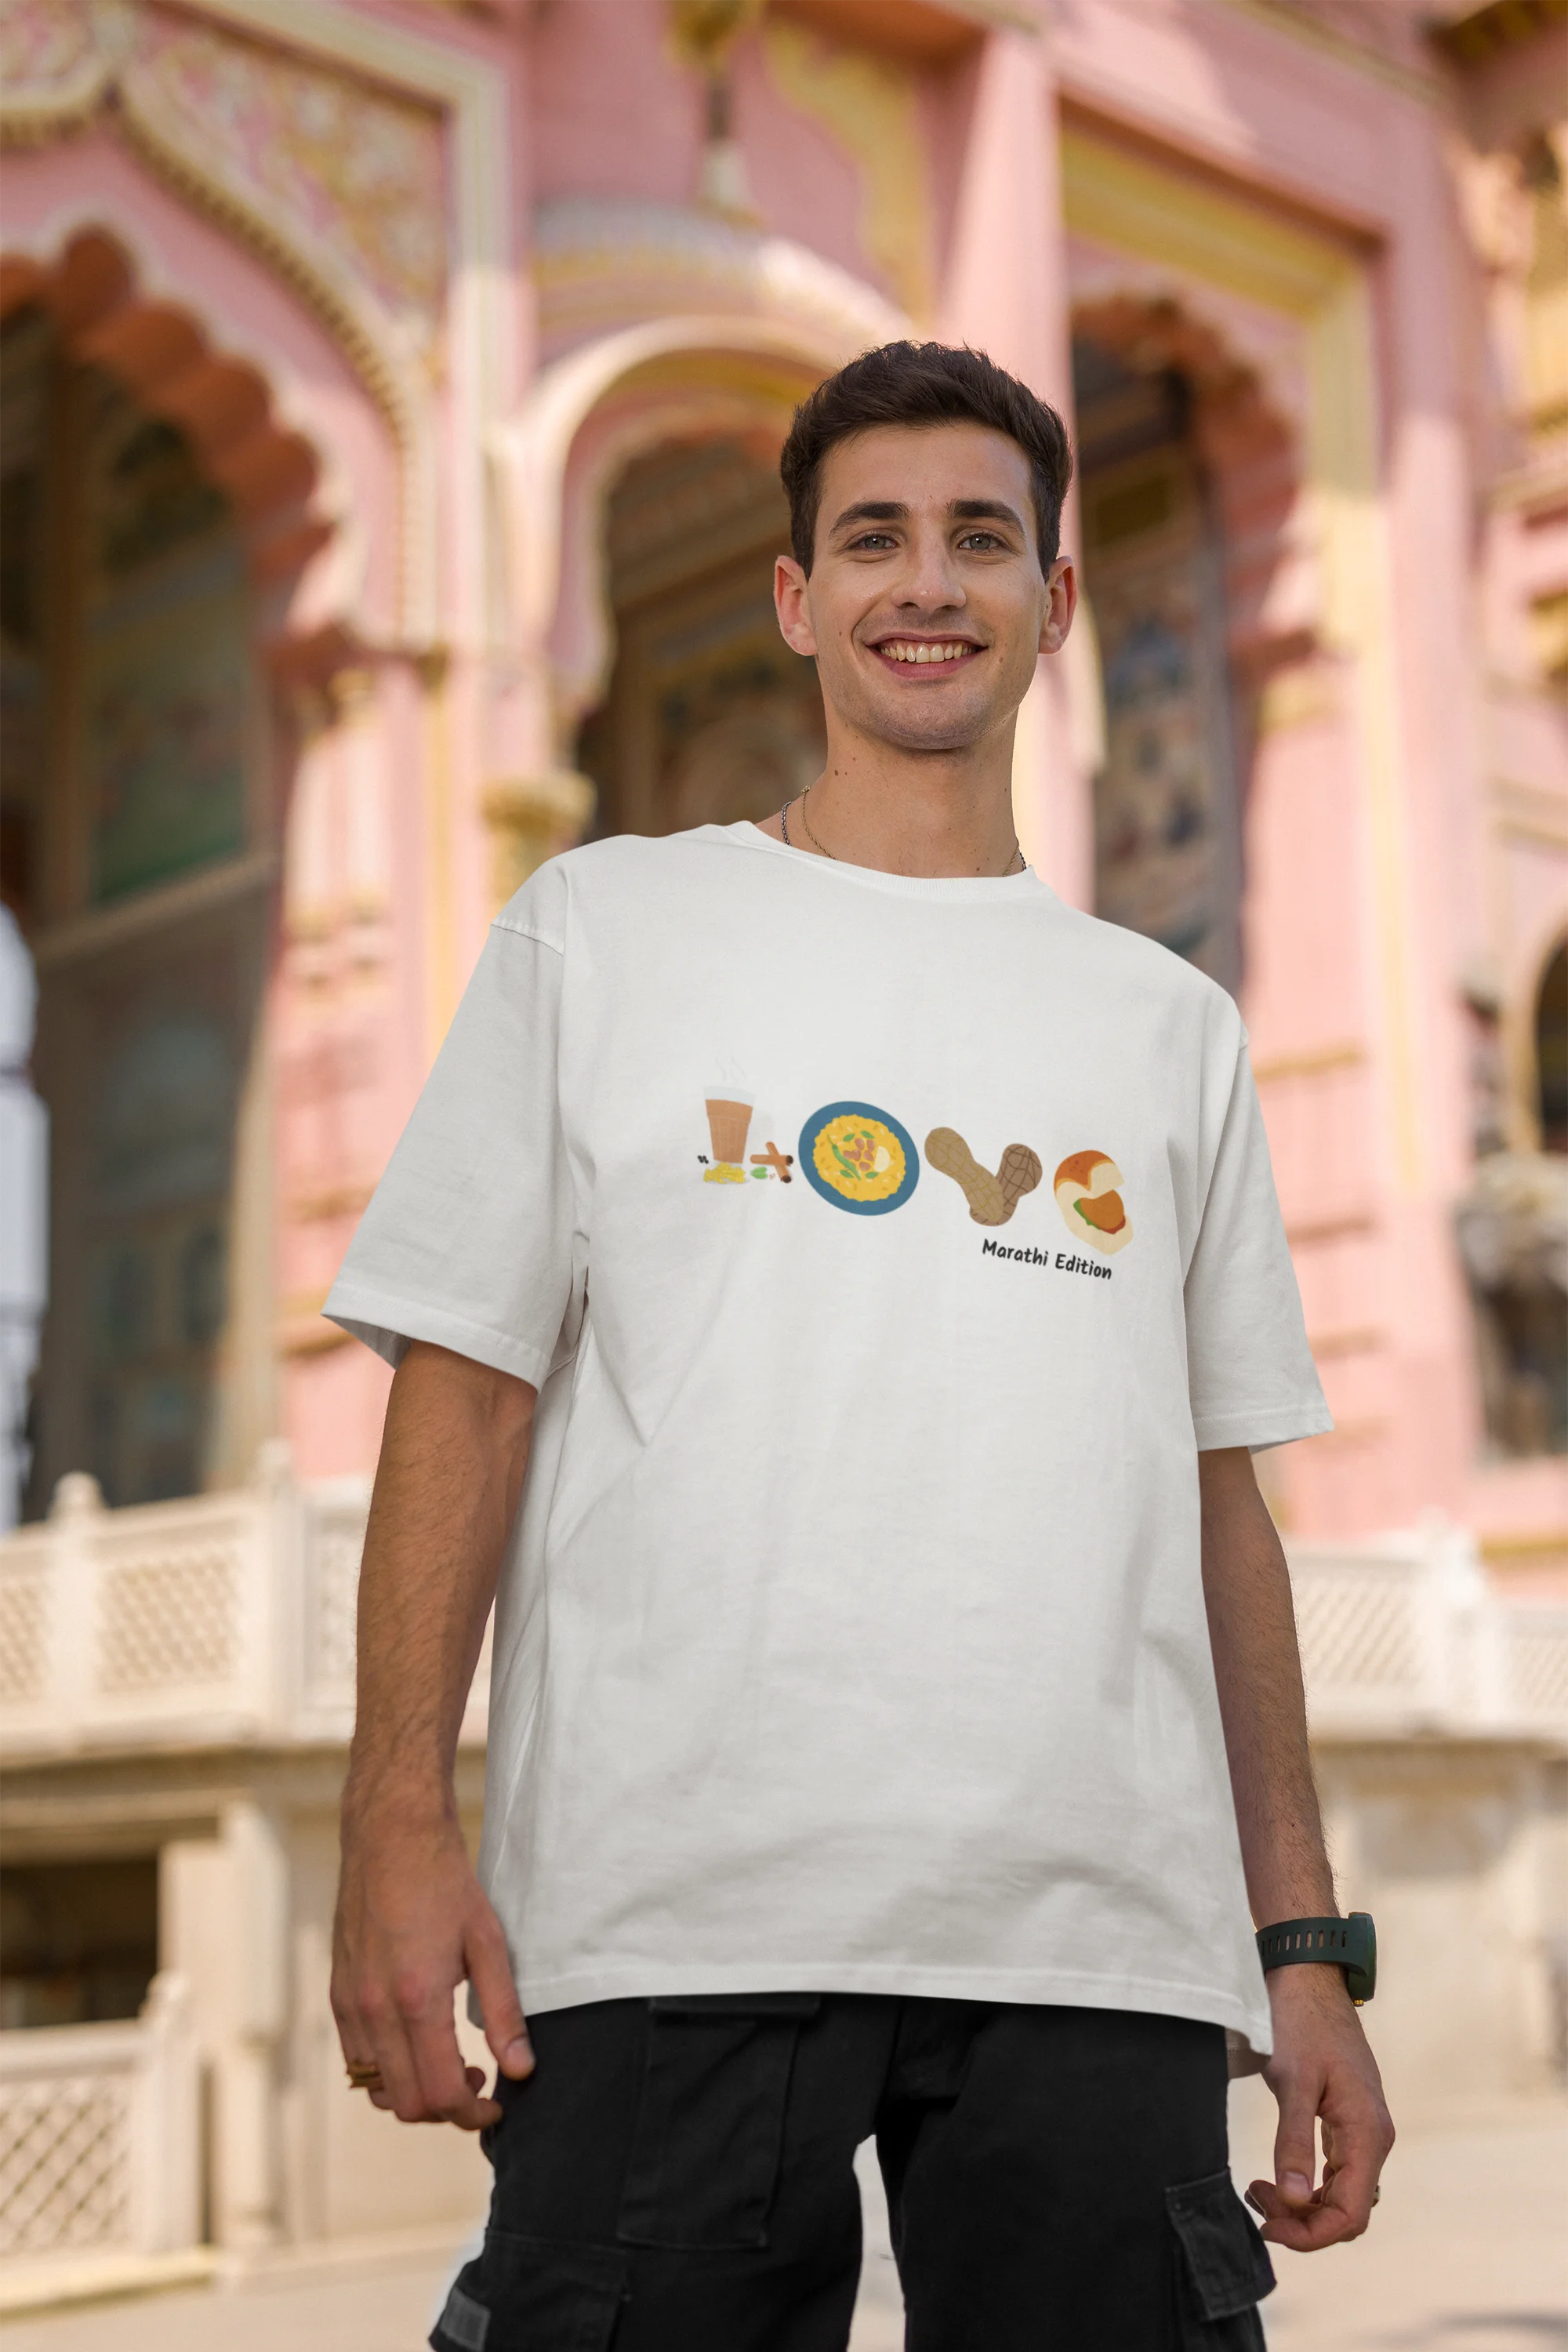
xmin=1247 ymin=1965 xmax=1394 ymax=2250
xmin=332 ymin=1794 xmax=534 ymax=2129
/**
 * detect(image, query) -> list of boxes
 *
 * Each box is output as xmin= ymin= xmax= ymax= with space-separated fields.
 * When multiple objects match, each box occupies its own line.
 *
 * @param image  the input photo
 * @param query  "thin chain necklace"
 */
xmin=781 ymin=785 xmax=1024 ymax=877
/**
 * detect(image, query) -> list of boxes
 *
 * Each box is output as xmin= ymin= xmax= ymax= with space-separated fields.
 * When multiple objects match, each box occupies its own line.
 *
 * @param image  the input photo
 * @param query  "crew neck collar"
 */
xmin=710 ymin=821 xmax=1053 ymax=907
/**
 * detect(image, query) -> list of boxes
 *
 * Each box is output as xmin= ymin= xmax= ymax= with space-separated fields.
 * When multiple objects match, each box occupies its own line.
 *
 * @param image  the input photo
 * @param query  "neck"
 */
xmin=760 ymin=715 xmax=1023 ymax=878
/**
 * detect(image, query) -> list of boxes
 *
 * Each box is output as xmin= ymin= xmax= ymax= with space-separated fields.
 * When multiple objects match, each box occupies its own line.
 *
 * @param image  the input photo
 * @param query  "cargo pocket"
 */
xmin=1166 ymin=2170 xmax=1275 ymax=2350
xmin=430 ymin=2232 xmax=627 ymax=2352
xmin=615 ymin=1992 xmax=821 ymax=2251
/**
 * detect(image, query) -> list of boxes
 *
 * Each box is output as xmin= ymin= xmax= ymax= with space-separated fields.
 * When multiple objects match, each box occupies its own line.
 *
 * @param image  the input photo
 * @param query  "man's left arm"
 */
xmin=1199 ymin=1445 xmax=1395 ymax=2250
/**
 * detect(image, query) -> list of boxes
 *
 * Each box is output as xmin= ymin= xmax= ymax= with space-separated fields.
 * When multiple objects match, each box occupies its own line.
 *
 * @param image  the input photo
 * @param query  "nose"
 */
xmin=897 ymin=520 xmax=966 ymax=615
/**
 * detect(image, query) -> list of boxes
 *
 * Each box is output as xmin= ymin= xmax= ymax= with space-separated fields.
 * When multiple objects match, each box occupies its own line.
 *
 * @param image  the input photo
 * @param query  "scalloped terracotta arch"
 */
xmin=0 ymin=228 xmax=334 ymax=597
xmin=1072 ymin=293 xmax=1296 ymax=469
xmin=1070 ymin=291 xmax=1308 ymax=673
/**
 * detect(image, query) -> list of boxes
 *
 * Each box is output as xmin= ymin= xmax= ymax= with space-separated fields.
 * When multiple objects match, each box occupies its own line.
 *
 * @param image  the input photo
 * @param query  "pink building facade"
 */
xmin=3 ymin=0 xmax=1568 ymax=2280
xmin=2 ymin=0 xmax=1563 ymax=1573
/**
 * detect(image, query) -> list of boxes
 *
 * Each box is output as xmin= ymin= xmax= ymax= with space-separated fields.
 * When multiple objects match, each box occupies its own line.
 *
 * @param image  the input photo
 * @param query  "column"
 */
xmin=938 ymin=27 xmax=1093 ymax=909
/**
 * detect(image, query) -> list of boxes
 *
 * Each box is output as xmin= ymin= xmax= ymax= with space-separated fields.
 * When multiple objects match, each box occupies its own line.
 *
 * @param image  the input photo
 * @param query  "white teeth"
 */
xmin=884 ymin=641 xmax=972 ymax=662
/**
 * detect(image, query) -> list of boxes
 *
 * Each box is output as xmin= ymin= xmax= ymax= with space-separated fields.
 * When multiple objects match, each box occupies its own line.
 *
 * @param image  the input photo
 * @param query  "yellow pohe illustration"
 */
xmin=814 ymin=1112 xmax=906 ymax=1203
xmin=798 ymin=1102 xmax=921 ymax=1216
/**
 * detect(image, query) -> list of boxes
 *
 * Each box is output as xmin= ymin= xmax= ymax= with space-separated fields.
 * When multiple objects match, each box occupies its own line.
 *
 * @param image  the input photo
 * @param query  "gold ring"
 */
xmin=345 ymin=2060 xmax=384 ymax=2092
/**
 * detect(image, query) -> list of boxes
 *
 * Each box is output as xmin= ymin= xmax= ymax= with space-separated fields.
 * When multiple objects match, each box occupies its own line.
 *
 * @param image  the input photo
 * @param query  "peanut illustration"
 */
xmin=925 ymin=1129 xmax=1040 ymax=1227
xmin=997 ymin=1142 xmax=1044 ymax=1216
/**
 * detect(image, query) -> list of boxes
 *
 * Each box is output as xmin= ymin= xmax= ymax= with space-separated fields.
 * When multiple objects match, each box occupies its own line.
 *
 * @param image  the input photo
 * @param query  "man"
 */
xmin=328 ymin=342 xmax=1393 ymax=2350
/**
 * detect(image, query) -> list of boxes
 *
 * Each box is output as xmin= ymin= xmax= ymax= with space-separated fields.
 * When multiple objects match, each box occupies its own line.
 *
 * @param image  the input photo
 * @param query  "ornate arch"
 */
xmin=1070 ymin=291 xmax=1312 ymax=677
xmin=1504 ymin=918 xmax=1568 ymax=1152
xmin=482 ymin=291 xmax=899 ymax=903
xmin=1 ymin=0 xmax=517 ymax=644
xmin=495 ymin=307 xmax=900 ymax=734
xmin=0 ymin=227 xmax=337 ymax=616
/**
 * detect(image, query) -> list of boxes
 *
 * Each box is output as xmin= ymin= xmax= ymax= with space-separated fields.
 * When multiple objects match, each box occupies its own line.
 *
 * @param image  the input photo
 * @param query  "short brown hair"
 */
xmin=780 ymin=341 xmax=1073 ymax=575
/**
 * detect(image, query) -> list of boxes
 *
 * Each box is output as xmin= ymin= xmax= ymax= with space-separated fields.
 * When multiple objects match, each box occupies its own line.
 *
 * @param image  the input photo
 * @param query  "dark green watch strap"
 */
xmin=1256 ymin=1911 xmax=1376 ymax=2004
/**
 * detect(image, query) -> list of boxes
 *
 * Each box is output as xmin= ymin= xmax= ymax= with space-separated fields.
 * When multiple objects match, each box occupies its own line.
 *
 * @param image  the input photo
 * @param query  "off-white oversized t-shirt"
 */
xmin=327 ymin=822 xmax=1330 ymax=2058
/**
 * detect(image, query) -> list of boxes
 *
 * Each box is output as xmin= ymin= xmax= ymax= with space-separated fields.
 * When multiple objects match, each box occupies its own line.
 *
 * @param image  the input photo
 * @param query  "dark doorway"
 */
xmin=1071 ymin=338 xmax=1243 ymax=993
xmin=1537 ymin=938 xmax=1566 ymax=1153
xmin=0 ymin=1857 xmax=158 ymax=2028
xmin=2 ymin=305 xmax=265 ymax=1515
xmin=575 ymin=438 xmax=825 ymax=840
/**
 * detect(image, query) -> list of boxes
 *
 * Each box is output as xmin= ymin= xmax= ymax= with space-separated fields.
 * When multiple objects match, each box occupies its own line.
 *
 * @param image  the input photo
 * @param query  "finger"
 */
xmin=1271 ymin=2067 xmax=1322 ymax=2209
xmin=332 ymin=1978 xmax=391 ymax=2107
xmin=402 ymin=1994 xmax=500 ymax=2131
xmin=466 ymin=1901 xmax=534 ymax=2081
xmin=358 ymin=1983 xmax=430 ymax=2123
xmin=1246 ymin=2178 xmax=1352 ymax=2252
xmin=1314 ymin=2115 xmax=1388 ymax=2238
xmin=329 ymin=1965 xmax=368 ymax=2071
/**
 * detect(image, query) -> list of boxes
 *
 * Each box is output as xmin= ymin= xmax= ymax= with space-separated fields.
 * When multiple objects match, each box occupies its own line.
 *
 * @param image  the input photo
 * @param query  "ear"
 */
xmin=1038 ymin=557 xmax=1077 ymax=657
xmin=775 ymin=554 xmax=818 ymax=658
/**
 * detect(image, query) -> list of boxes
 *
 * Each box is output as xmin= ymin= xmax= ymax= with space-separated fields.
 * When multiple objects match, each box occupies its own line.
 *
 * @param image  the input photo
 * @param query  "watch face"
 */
xmin=799 ymin=1102 xmax=921 ymax=1216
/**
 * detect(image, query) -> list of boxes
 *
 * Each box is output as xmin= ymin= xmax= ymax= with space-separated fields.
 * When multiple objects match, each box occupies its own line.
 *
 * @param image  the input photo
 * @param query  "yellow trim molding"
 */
xmin=1252 ymin=1041 xmax=1367 ymax=1084
xmin=761 ymin=17 xmax=935 ymax=323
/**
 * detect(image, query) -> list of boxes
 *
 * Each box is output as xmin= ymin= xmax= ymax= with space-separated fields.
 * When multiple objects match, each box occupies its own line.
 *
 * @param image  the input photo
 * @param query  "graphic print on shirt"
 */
xmin=699 ymin=1084 xmax=794 ymax=1184
xmin=1053 ymin=1151 xmax=1134 ymax=1254
xmin=799 ymin=1103 xmax=920 ymax=1215
xmin=703 ymin=1083 xmax=753 ymax=1181
xmin=925 ymin=1129 xmax=1043 ymax=1228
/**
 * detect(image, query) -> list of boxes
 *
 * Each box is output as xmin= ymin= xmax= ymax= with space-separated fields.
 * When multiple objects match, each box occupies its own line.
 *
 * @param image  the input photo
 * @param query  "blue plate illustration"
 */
xmin=799 ymin=1102 xmax=920 ymax=1216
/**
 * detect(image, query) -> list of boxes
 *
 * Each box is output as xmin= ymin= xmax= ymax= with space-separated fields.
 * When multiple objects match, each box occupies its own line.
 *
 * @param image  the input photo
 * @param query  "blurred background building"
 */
xmin=0 ymin=0 xmax=1565 ymax=2311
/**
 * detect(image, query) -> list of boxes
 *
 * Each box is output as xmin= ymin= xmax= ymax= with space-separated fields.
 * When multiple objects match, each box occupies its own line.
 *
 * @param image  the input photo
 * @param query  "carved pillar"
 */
xmin=939 ymin=27 xmax=1091 ymax=909
xmin=211 ymin=1799 xmax=289 ymax=2249
xmin=482 ymin=771 xmax=597 ymax=909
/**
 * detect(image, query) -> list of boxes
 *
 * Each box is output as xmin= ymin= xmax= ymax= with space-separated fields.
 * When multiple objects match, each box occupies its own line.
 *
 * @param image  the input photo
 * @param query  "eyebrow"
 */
xmin=950 ymin=499 xmax=1026 ymax=532
xmin=827 ymin=498 xmax=1027 ymax=536
xmin=829 ymin=500 xmax=907 ymax=535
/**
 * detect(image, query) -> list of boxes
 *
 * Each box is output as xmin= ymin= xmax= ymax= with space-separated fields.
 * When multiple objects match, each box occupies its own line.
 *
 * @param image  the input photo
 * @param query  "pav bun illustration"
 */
xmin=1053 ymin=1150 xmax=1133 ymax=1256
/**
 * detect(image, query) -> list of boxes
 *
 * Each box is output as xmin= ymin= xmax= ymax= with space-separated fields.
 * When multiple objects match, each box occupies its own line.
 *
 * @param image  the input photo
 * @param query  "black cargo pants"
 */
xmin=431 ymin=1994 xmax=1274 ymax=2352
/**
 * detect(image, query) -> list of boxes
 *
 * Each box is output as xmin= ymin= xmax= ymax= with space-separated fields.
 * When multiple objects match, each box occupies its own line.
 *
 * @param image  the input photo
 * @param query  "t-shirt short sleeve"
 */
xmin=324 ymin=903 xmax=576 ymax=1388
xmin=1184 ymin=1037 xmax=1331 ymax=1453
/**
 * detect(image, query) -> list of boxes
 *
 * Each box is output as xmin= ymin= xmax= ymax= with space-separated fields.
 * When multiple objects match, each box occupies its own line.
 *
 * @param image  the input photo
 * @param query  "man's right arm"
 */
xmin=331 ymin=1338 xmax=538 ymax=2129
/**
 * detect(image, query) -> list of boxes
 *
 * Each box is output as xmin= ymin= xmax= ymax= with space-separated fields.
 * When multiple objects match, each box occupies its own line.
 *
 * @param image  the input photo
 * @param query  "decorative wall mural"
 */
xmin=0 ymin=0 xmax=104 ymax=117
xmin=95 ymin=1007 xmax=237 ymax=1218
xmin=99 ymin=413 xmax=229 ymax=579
xmin=82 ymin=985 xmax=241 ymax=1505
xmin=132 ymin=11 xmax=447 ymax=350
xmin=81 ymin=378 xmax=251 ymax=905
xmin=0 ymin=0 xmax=448 ymax=368
xmin=1094 ymin=574 xmax=1216 ymax=965
xmin=87 ymin=546 xmax=249 ymax=903
xmin=1073 ymin=340 xmax=1241 ymax=988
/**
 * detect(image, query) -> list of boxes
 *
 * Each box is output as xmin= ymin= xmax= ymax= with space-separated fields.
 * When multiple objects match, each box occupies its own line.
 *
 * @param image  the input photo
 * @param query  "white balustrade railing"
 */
xmin=1287 ymin=1519 xmax=1568 ymax=1740
xmin=0 ymin=1461 xmax=1561 ymax=1759
xmin=0 ymin=1447 xmax=488 ymax=1762
xmin=0 ymin=1975 xmax=198 ymax=2265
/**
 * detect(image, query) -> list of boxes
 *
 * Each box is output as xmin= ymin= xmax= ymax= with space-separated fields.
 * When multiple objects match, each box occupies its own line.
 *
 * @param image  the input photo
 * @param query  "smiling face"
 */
xmin=774 ymin=421 xmax=1076 ymax=758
